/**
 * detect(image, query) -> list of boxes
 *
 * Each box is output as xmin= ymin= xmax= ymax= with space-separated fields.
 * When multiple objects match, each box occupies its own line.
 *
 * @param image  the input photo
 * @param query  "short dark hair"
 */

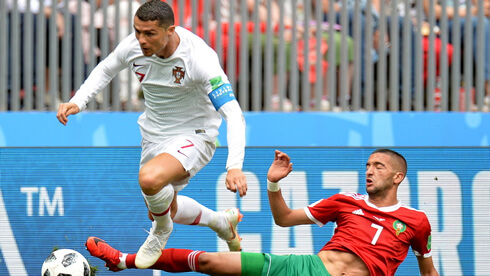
xmin=135 ymin=0 xmax=175 ymax=28
xmin=371 ymin=148 xmax=407 ymax=175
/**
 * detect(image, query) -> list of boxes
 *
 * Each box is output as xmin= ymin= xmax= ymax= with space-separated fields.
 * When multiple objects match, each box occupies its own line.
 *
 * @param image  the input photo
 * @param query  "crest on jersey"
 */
xmin=172 ymin=66 xmax=185 ymax=84
xmin=427 ymin=235 xmax=432 ymax=250
xmin=393 ymin=220 xmax=406 ymax=236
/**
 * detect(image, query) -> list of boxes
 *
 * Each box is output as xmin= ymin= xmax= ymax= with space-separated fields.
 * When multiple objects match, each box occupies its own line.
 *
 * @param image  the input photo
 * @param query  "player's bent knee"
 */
xmin=139 ymin=167 xmax=164 ymax=195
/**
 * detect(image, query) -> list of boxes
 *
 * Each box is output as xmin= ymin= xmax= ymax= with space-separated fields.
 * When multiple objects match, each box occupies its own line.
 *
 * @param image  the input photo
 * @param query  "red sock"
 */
xmin=125 ymin=249 xmax=204 ymax=272
xmin=125 ymin=254 xmax=136 ymax=269
xmin=153 ymin=248 xmax=204 ymax=272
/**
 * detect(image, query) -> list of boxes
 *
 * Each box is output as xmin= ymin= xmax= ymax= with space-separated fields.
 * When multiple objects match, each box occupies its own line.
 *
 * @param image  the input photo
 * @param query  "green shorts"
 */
xmin=241 ymin=252 xmax=331 ymax=276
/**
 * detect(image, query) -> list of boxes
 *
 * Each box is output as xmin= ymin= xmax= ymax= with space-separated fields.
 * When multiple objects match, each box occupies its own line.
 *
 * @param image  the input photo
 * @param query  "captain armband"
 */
xmin=208 ymin=83 xmax=236 ymax=110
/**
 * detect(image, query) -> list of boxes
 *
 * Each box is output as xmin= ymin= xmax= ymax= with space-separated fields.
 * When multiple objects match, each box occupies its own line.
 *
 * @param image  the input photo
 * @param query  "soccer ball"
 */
xmin=41 ymin=249 xmax=90 ymax=276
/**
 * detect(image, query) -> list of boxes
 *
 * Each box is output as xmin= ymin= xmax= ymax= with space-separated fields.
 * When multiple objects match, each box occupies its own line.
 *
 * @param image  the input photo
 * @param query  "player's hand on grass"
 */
xmin=57 ymin=102 xmax=80 ymax=125
xmin=225 ymin=168 xmax=247 ymax=197
xmin=267 ymin=150 xmax=293 ymax=183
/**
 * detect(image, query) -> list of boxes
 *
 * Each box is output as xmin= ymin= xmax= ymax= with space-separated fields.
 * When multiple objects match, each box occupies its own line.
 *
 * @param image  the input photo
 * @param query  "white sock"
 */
xmin=172 ymin=195 xmax=227 ymax=233
xmin=172 ymin=195 xmax=216 ymax=227
xmin=142 ymin=185 xmax=174 ymax=232
xmin=117 ymin=253 xmax=128 ymax=269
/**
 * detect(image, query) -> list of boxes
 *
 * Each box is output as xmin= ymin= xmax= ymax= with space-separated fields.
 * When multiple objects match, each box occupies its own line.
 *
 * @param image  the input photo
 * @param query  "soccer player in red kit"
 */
xmin=87 ymin=149 xmax=439 ymax=276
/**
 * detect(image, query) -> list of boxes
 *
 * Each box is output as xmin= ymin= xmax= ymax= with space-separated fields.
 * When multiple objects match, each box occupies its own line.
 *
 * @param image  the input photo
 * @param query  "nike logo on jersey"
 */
xmin=352 ymin=209 xmax=365 ymax=216
xmin=133 ymin=62 xmax=144 ymax=67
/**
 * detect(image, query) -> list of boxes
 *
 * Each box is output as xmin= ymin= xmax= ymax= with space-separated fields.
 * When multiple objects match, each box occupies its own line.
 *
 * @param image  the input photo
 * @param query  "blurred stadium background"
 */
xmin=2 ymin=0 xmax=489 ymax=112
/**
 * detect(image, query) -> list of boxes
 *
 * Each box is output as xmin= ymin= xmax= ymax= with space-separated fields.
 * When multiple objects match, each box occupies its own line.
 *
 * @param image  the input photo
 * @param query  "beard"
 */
xmin=366 ymin=184 xmax=388 ymax=198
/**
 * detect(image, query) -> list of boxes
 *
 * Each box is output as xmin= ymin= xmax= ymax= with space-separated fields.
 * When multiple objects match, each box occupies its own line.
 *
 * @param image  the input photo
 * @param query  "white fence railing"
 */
xmin=1 ymin=0 xmax=488 ymax=112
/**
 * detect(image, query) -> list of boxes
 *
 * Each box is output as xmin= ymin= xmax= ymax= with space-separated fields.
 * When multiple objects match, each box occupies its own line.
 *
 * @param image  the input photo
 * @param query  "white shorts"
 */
xmin=140 ymin=134 xmax=216 ymax=191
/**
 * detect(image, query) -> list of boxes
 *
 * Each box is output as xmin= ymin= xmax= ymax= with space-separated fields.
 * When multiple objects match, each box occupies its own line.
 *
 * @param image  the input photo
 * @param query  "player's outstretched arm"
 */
xmin=266 ymin=150 xmax=312 ymax=227
xmin=267 ymin=150 xmax=293 ymax=183
xmin=56 ymin=102 xmax=80 ymax=125
xmin=417 ymin=256 xmax=439 ymax=276
xmin=217 ymin=100 xmax=247 ymax=197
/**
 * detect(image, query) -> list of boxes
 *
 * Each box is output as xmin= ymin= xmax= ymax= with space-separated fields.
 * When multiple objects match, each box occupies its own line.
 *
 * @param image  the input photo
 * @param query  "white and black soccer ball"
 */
xmin=41 ymin=249 xmax=90 ymax=276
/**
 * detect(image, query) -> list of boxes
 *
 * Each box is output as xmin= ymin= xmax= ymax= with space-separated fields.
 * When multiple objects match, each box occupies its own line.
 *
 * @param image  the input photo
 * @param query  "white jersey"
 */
xmin=70 ymin=26 xmax=245 ymax=169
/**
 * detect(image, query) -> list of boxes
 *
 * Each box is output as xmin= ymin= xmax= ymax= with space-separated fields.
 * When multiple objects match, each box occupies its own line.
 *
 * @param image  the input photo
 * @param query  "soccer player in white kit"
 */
xmin=56 ymin=0 xmax=247 ymax=269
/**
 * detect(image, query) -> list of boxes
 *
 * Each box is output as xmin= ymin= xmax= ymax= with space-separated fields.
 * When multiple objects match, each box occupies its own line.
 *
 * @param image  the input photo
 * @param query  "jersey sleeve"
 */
xmin=218 ymin=101 xmax=246 ymax=170
xmin=193 ymin=42 xmax=246 ymax=170
xmin=304 ymin=195 xmax=342 ymax=227
xmin=69 ymin=38 xmax=129 ymax=111
xmin=411 ymin=213 xmax=433 ymax=258
xmin=192 ymin=45 xmax=230 ymax=98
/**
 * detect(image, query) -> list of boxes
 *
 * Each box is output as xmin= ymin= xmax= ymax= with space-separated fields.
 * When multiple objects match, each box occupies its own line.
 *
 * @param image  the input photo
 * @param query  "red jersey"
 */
xmin=305 ymin=192 xmax=433 ymax=276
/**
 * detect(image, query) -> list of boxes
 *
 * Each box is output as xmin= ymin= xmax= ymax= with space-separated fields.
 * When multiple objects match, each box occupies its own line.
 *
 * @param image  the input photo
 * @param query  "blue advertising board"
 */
xmin=0 ymin=147 xmax=489 ymax=275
